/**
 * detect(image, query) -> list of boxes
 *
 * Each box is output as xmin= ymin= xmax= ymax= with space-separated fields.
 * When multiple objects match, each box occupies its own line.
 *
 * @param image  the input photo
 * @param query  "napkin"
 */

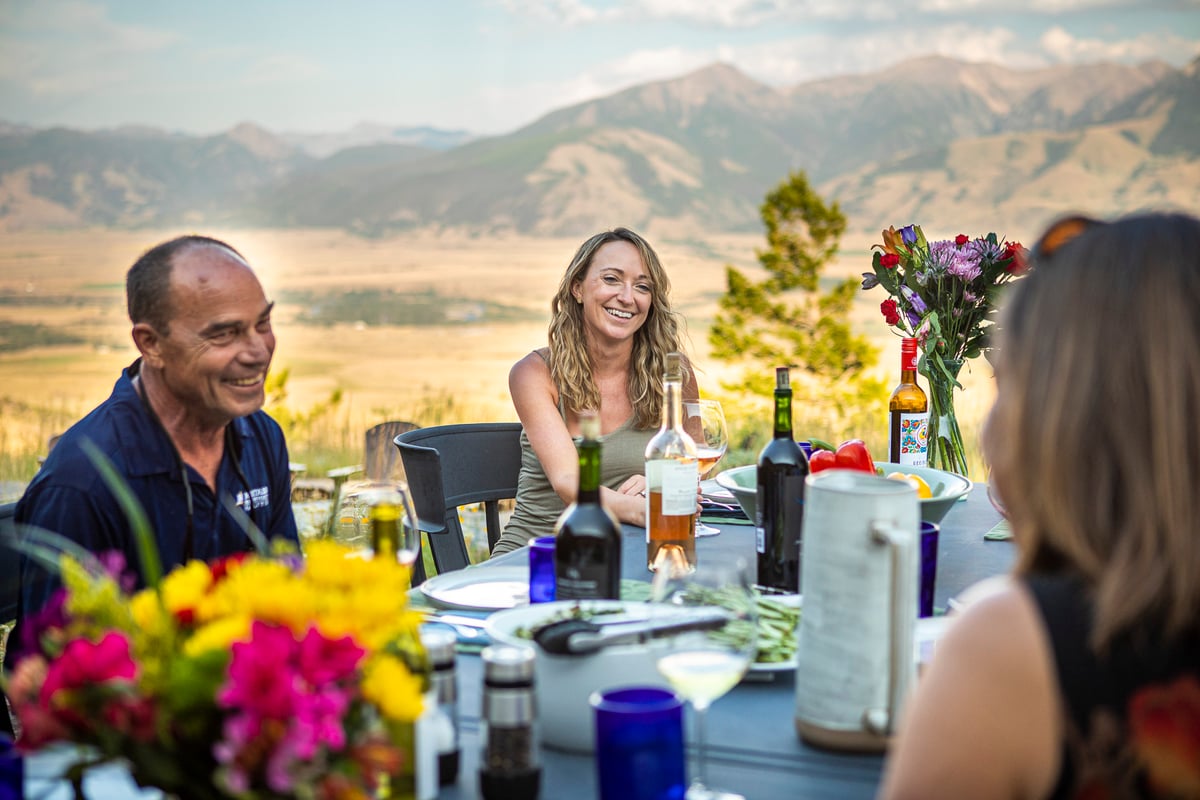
xmin=984 ymin=520 xmax=1012 ymax=541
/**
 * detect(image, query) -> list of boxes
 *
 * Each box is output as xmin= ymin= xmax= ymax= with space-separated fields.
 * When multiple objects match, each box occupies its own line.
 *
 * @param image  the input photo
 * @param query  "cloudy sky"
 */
xmin=2 ymin=0 xmax=1198 ymax=137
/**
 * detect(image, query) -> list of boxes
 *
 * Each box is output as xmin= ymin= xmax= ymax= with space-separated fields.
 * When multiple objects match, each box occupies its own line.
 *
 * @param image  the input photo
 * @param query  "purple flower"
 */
xmin=900 ymin=225 xmax=917 ymax=245
xmin=906 ymin=310 xmax=921 ymax=328
xmin=901 ymin=285 xmax=927 ymax=314
xmin=861 ymin=272 xmax=879 ymax=290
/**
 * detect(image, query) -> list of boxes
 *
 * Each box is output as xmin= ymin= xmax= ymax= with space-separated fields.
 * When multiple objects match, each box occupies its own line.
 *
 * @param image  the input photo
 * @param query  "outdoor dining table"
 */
xmin=443 ymin=483 xmax=1011 ymax=800
xmin=22 ymin=482 xmax=1010 ymax=800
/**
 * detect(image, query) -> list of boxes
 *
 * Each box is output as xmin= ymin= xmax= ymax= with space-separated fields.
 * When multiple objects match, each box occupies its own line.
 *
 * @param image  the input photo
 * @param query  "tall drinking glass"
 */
xmin=684 ymin=400 xmax=728 ymax=538
xmin=651 ymin=559 xmax=757 ymax=800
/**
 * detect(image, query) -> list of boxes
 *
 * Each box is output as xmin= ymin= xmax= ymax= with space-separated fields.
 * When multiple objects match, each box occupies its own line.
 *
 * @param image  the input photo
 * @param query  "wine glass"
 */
xmin=651 ymin=559 xmax=757 ymax=800
xmin=684 ymin=400 xmax=729 ymax=538
xmin=333 ymin=479 xmax=421 ymax=569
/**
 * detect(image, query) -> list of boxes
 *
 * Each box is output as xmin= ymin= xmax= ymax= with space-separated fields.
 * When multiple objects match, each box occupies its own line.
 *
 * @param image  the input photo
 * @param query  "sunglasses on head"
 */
xmin=1031 ymin=215 xmax=1101 ymax=263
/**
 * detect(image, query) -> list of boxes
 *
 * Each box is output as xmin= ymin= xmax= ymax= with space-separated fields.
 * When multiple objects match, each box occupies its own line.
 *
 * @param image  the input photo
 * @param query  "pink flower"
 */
xmin=218 ymin=622 xmax=302 ymax=719
xmin=40 ymin=632 xmax=137 ymax=701
xmin=297 ymin=627 xmax=366 ymax=686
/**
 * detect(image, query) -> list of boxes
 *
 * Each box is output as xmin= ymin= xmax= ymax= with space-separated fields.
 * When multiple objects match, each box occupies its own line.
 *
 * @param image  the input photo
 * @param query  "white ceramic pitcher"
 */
xmin=793 ymin=470 xmax=919 ymax=752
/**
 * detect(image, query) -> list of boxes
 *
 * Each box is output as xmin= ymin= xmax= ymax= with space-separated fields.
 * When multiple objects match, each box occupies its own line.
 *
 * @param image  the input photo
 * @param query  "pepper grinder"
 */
xmin=479 ymin=645 xmax=540 ymax=800
xmin=420 ymin=626 xmax=460 ymax=786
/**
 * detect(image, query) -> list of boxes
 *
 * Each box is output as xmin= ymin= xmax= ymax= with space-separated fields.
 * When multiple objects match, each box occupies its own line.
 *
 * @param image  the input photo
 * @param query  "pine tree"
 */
xmin=709 ymin=171 xmax=885 ymax=436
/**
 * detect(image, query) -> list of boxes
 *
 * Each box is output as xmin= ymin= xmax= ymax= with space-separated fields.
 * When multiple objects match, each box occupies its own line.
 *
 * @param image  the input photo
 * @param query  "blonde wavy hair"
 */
xmin=988 ymin=212 xmax=1200 ymax=649
xmin=546 ymin=228 xmax=688 ymax=430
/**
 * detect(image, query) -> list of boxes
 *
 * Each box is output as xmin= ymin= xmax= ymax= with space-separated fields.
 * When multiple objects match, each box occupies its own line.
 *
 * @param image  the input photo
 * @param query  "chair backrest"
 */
xmin=0 ymin=501 xmax=17 ymax=625
xmin=395 ymin=423 xmax=523 ymax=577
xmin=0 ymin=502 xmax=17 ymax=737
xmin=364 ymin=420 xmax=419 ymax=483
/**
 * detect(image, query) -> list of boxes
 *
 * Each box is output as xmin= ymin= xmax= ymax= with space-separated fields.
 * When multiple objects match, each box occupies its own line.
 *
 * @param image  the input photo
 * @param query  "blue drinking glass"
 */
xmin=919 ymin=521 xmax=940 ymax=618
xmin=0 ymin=733 xmax=22 ymax=800
xmin=528 ymin=535 xmax=556 ymax=603
xmin=591 ymin=686 xmax=686 ymax=800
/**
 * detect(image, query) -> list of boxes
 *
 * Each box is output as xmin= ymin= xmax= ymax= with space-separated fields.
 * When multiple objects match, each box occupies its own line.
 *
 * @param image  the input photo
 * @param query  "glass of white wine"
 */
xmin=333 ymin=479 xmax=421 ymax=569
xmin=684 ymin=399 xmax=729 ymax=538
xmin=651 ymin=559 xmax=757 ymax=800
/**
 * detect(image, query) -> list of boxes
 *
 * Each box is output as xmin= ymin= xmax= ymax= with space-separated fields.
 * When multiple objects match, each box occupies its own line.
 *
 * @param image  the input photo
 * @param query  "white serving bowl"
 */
xmin=484 ymin=600 xmax=672 ymax=753
xmin=715 ymin=461 xmax=972 ymax=525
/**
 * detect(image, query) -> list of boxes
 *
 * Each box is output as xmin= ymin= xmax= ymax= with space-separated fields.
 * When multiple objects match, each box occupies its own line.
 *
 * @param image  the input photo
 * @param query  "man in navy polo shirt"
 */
xmin=13 ymin=234 xmax=299 ymax=621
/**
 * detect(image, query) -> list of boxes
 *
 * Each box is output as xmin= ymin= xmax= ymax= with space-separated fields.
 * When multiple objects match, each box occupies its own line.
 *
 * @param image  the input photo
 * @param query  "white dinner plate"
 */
xmin=700 ymin=478 xmax=735 ymax=501
xmin=419 ymin=565 xmax=530 ymax=611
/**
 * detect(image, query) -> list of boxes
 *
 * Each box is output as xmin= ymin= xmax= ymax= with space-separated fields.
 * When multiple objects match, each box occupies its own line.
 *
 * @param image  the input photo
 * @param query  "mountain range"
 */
xmin=1 ymin=54 xmax=1196 ymax=238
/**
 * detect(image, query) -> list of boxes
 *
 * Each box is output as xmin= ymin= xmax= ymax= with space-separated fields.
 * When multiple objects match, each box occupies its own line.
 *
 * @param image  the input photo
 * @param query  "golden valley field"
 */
xmin=0 ymin=226 xmax=1000 ymax=498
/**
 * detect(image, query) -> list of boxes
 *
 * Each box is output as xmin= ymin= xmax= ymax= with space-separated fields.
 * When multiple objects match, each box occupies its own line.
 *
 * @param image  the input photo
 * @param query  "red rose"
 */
xmin=1002 ymin=242 xmax=1027 ymax=274
xmin=880 ymin=253 xmax=900 ymax=269
xmin=880 ymin=298 xmax=901 ymax=326
xmin=955 ymin=234 xmax=969 ymax=246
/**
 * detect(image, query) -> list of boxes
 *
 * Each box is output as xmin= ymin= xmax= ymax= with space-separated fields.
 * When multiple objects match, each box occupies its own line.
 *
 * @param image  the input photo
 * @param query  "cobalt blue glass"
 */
xmin=0 ymin=733 xmax=22 ymax=800
xmin=528 ymin=535 xmax=556 ymax=604
xmin=919 ymin=521 xmax=940 ymax=618
xmin=591 ymin=686 xmax=686 ymax=800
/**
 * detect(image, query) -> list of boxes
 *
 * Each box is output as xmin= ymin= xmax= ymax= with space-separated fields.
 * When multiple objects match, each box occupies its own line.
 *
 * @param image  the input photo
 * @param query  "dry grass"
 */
xmin=0 ymin=226 xmax=997 ymax=499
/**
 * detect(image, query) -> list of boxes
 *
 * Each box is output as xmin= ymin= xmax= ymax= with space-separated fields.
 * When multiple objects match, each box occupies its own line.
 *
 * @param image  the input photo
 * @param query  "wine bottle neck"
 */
xmin=663 ymin=377 xmax=684 ymax=432
xmin=900 ymin=338 xmax=919 ymax=383
xmin=577 ymin=437 xmax=602 ymax=500
xmin=774 ymin=388 xmax=793 ymax=438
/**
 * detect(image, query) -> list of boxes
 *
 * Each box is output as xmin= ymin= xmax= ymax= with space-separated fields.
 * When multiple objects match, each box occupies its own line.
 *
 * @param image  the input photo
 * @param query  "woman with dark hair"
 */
xmin=881 ymin=211 xmax=1200 ymax=798
xmin=493 ymin=228 xmax=696 ymax=555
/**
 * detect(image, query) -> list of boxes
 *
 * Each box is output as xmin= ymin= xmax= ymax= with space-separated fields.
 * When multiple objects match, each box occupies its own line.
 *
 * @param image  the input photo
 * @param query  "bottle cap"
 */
xmin=579 ymin=410 xmax=601 ymax=441
xmin=901 ymin=337 xmax=918 ymax=355
xmin=420 ymin=627 xmax=458 ymax=667
xmin=775 ymin=366 xmax=791 ymax=390
xmin=665 ymin=352 xmax=682 ymax=381
xmin=481 ymin=645 xmax=535 ymax=685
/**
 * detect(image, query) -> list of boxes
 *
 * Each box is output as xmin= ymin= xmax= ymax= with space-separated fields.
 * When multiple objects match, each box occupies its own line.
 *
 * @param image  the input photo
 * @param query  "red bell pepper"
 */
xmin=808 ymin=450 xmax=837 ymax=472
xmin=808 ymin=439 xmax=876 ymax=474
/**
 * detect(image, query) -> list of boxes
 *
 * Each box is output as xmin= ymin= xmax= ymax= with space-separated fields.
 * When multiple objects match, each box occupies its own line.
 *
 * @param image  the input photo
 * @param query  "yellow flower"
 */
xmin=362 ymin=654 xmax=424 ymax=723
xmin=184 ymin=615 xmax=252 ymax=657
xmin=160 ymin=560 xmax=213 ymax=620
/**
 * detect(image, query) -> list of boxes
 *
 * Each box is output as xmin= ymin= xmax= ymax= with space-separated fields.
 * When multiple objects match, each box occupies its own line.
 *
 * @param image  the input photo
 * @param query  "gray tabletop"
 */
xmin=441 ymin=485 xmax=1011 ymax=800
xmin=23 ymin=485 xmax=1011 ymax=800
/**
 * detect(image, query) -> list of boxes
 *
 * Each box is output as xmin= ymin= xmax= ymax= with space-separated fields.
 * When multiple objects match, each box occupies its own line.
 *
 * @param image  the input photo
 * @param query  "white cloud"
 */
xmin=0 ymin=0 xmax=177 ymax=96
xmin=493 ymin=0 xmax=616 ymax=26
xmin=1040 ymin=25 xmax=1200 ymax=63
xmin=496 ymin=0 xmax=1165 ymax=26
xmin=240 ymin=54 xmax=328 ymax=87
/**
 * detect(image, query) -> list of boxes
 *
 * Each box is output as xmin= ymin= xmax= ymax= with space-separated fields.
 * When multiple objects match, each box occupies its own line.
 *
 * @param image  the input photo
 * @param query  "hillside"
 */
xmin=0 ymin=55 xmax=1196 ymax=237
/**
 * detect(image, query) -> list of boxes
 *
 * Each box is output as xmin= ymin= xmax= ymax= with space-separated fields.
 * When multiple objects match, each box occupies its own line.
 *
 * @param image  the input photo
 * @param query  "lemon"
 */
xmin=887 ymin=472 xmax=933 ymax=499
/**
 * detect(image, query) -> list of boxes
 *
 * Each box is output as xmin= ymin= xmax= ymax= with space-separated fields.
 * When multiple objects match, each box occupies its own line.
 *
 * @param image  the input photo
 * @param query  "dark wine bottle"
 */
xmin=888 ymin=337 xmax=929 ymax=466
xmin=756 ymin=367 xmax=809 ymax=593
xmin=554 ymin=410 xmax=622 ymax=600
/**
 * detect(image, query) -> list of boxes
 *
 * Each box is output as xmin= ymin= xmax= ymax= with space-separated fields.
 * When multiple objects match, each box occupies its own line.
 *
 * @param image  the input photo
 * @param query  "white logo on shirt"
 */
xmin=235 ymin=486 xmax=270 ymax=512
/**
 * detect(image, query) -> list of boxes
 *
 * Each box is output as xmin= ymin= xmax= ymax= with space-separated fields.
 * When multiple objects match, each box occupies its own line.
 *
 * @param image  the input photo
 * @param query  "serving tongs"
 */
xmin=533 ymin=608 xmax=732 ymax=656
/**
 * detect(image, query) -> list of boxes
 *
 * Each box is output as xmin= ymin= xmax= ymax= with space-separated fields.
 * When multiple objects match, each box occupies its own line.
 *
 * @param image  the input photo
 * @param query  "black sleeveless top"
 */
xmin=1025 ymin=574 xmax=1200 ymax=799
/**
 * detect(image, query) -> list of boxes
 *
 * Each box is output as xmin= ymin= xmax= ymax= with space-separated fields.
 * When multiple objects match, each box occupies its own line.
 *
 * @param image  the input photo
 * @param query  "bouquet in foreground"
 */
xmin=5 ymin=540 xmax=427 ymax=800
xmin=863 ymin=224 xmax=1027 ymax=475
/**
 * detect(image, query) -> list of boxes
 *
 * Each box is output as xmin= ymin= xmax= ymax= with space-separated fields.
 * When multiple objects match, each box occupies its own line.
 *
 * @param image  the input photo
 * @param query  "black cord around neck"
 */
xmin=134 ymin=371 xmax=196 ymax=561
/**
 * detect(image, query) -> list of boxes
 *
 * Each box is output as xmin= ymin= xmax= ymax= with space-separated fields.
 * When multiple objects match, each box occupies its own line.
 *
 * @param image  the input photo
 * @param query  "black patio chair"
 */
xmin=394 ymin=423 xmax=523 ymax=578
xmin=2 ymin=501 xmax=18 ymax=738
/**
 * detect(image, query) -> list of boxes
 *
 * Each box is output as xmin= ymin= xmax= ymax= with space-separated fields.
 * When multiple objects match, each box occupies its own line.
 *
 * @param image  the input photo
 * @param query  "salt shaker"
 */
xmin=479 ymin=645 xmax=540 ymax=800
xmin=420 ymin=626 xmax=460 ymax=786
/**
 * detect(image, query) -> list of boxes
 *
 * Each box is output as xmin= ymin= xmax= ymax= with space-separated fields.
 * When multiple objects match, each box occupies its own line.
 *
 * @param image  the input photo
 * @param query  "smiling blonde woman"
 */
xmin=494 ymin=228 xmax=698 ymax=556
